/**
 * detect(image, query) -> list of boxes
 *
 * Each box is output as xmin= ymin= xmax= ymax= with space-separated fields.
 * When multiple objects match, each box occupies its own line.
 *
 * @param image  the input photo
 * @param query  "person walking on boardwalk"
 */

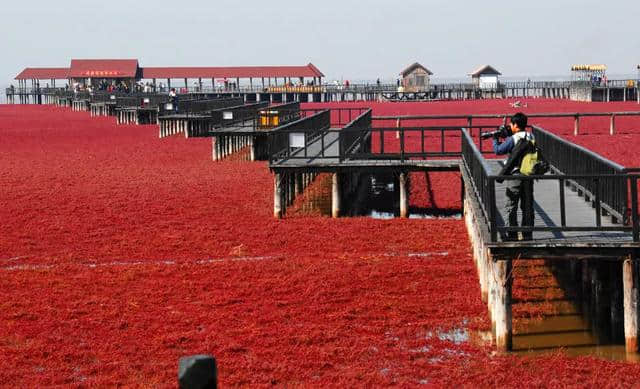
xmin=169 ymin=88 xmax=178 ymax=112
xmin=493 ymin=112 xmax=535 ymax=241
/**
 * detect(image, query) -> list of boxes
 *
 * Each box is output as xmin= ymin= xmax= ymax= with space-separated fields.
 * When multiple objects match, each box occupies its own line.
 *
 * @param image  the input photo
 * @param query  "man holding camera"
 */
xmin=492 ymin=112 xmax=534 ymax=241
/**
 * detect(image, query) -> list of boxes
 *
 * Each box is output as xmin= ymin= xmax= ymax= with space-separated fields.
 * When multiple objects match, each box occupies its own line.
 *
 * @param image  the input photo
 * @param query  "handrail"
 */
xmin=339 ymin=109 xmax=372 ymax=162
xmin=461 ymin=125 xmax=638 ymax=242
xmin=6 ymin=79 xmax=639 ymax=97
xmin=532 ymin=125 xmax=628 ymax=221
xmin=268 ymin=110 xmax=331 ymax=162
xmin=373 ymin=111 xmax=640 ymax=121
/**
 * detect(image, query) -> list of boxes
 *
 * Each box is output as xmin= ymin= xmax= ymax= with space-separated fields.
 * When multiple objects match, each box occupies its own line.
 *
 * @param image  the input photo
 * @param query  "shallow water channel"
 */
xmin=295 ymin=172 xmax=461 ymax=219
xmin=511 ymin=259 xmax=635 ymax=361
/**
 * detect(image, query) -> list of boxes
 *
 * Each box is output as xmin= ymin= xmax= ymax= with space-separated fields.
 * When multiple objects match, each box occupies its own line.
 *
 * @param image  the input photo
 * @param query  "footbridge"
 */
xmin=268 ymin=109 xmax=640 ymax=354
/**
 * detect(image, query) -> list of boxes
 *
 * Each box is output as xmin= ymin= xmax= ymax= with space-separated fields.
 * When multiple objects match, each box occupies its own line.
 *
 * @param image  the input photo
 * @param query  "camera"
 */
xmin=480 ymin=125 xmax=511 ymax=140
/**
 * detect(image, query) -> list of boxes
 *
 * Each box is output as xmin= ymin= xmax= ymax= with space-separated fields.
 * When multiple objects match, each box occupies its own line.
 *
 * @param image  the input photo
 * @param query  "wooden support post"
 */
xmin=623 ymin=257 xmax=638 ymax=353
xmin=494 ymin=259 xmax=513 ymax=352
xmin=331 ymin=173 xmax=341 ymax=218
xmin=399 ymin=172 xmax=409 ymax=218
xmin=274 ymin=174 xmax=282 ymax=219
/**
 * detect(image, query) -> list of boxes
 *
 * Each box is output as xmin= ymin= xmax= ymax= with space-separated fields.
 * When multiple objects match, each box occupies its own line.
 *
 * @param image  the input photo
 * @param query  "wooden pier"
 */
xmin=8 ymin=79 xmax=640 ymax=105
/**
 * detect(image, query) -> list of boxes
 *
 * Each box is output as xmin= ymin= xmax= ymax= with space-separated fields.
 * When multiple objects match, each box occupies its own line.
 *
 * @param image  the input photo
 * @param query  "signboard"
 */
xmin=165 ymin=103 xmax=174 ymax=110
xmin=110 ymin=95 xmax=116 ymax=100
xmin=289 ymin=133 xmax=305 ymax=148
xmin=223 ymin=111 xmax=233 ymax=120
xmin=143 ymin=98 xmax=150 ymax=104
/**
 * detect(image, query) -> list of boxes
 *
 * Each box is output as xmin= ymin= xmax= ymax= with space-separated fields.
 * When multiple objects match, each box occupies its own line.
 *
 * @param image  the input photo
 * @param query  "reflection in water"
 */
xmin=291 ymin=172 xmax=461 ymax=219
xmin=293 ymin=174 xmax=332 ymax=217
xmin=512 ymin=260 xmax=635 ymax=362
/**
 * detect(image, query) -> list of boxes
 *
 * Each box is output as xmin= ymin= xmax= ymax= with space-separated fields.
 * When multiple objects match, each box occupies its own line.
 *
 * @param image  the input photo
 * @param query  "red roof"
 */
xmin=15 ymin=68 xmax=70 ymax=80
xmin=69 ymin=59 xmax=139 ymax=78
xmin=141 ymin=63 xmax=324 ymax=79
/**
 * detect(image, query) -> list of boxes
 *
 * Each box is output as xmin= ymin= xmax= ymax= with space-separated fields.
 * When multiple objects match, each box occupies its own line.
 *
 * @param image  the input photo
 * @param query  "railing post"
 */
xmin=400 ymin=129 xmax=405 ymax=163
xmin=559 ymin=178 xmax=567 ymax=227
xmin=594 ymin=178 xmax=602 ymax=227
xmin=632 ymin=177 xmax=639 ymax=242
xmin=338 ymin=130 xmax=344 ymax=163
xmin=489 ymin=177 xmax=498 ymax=242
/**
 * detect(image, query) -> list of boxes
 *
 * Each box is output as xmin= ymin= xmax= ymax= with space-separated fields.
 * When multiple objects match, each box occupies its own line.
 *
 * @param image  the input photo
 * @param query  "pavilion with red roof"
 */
xmin=13 ymin=59 xmax=325 ymax=91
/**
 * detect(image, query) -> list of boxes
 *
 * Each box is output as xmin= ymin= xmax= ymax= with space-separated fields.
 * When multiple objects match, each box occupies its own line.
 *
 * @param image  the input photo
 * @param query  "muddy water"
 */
xmin=512 ymin=260 xmax=635 ymax=362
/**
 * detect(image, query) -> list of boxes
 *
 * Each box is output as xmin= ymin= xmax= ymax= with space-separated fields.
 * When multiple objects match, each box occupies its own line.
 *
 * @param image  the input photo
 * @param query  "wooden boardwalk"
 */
xmin=488 ymin=160 xmax=632 ymax=245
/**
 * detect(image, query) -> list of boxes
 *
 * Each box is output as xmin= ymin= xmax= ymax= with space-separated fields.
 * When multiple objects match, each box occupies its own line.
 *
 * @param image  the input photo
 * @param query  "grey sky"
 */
xmin=2 ymin=0 xmax=640 ymax=85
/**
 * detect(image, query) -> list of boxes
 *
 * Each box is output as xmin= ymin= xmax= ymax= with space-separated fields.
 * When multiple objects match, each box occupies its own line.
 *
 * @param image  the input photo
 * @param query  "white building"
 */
xmin=470 ymin=65 xmax=501 ymax=89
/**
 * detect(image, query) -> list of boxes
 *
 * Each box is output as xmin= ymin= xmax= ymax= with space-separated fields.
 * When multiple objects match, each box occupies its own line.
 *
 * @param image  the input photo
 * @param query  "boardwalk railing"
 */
xmin=268 ymin=110 xmax=330 ymax=162
xmin=211 ymin=101 xmax=269 ymax=129
xmin=374 ymin=111 xmax=640 ymax=136
xmin=301 ymin=107 xmax=369 ymax=127
xmin=533 ymin=126 xmax=628 ymax=222
xmin=462 ymin=129 xmax=497 ymax=229
xmin=159 ymin=97 xmax=244 ymax=116
xmin=257 ymin=102 xmax=301 ymax=129
xmin=461 ymin=128 xmax=640 ymax=242
xmin=338 ymin=109 xmax=372 ymax=161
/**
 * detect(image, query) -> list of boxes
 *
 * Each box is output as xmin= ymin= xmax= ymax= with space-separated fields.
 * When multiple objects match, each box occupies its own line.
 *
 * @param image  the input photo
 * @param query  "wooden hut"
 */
xmin=399 ymin=62 xmax=433 ymax=92
xmin=470 ymin=65 xmax=501 ymax=89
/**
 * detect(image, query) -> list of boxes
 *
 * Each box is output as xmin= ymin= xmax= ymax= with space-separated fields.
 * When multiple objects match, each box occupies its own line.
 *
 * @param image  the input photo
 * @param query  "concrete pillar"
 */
xmin=611 ymin=263 xmax=624 ymax=341
xmin=610 ymin=114 xmax=616 ymax=135
xmin=274 ymin=174 xmax=282 ymax=219
xmin=623 ymin=257 xmax=638 ymax=353
xmin=289 ymin=174 xmax=296 ymax=205
xmin=494 ymin=259 xmax=513 ymax=352
xmin=331 ymin=173 xmax=341 ymax=218
xmin=399 ymin=172 xmax=409 ymax=218
xmin=591 ymin=263 xmax=610 ymax=337
xmin=295 ymin=173 xmax=303 ymax=194
xmin=212 ymin=137 xmax=219 ymax=161
xmin=249 ymin=137 xmax=255 ymax=161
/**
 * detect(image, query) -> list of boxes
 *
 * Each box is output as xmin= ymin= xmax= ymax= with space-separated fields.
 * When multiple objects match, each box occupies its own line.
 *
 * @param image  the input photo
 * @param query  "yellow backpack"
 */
xmin=520 ymin=140 xmax=548 ymax=176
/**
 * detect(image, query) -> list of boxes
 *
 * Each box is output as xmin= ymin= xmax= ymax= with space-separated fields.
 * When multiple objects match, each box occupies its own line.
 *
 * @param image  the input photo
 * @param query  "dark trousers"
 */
xmin=505 ymin=175 xmax=534 ymax=239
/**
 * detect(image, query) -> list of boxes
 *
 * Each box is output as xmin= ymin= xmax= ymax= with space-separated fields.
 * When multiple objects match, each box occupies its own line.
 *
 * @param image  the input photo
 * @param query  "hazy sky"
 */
xmin=2 ymin=0 xmax=640 ymax=85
